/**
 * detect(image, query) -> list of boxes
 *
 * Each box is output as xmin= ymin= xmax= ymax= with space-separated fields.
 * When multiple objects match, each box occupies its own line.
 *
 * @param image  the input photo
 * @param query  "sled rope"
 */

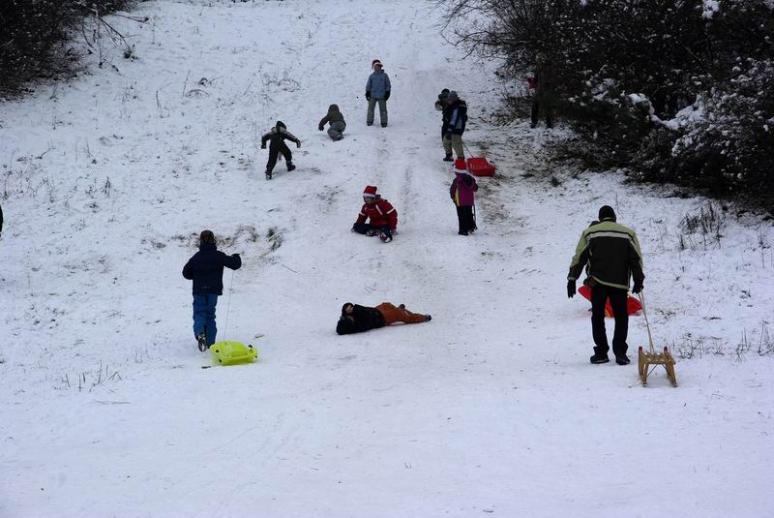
xmin=640 ymin=292 xmax=661 ymax=378
xmin=637 ymin=290 xmax=678 ymax=387
xmin=639 ymin=290 xmax=656 ymax=354
xmin=223 ymin=268 xmax=235 ymax=338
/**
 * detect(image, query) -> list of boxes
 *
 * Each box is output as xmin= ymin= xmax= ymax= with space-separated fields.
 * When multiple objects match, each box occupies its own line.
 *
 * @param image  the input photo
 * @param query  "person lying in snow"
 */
xmin=260 ymin=120 xmax=301 ymax=180
xmin=352 ymin=185 xmax=398 ymax=243
xmin=336 ymin=302 xmax=431 ymax=335
xmin=318 ymin=104 xmax=346 ymax=141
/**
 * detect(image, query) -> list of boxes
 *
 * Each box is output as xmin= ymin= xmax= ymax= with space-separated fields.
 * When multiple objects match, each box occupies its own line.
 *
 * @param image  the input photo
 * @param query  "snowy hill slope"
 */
xmin=1 ymin=1 xmax=773 ymax=516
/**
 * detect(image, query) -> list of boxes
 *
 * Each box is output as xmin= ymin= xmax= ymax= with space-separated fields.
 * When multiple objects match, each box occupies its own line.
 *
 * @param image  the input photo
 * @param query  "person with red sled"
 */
xmin=567 ymin=206 xmax=645 ymax=365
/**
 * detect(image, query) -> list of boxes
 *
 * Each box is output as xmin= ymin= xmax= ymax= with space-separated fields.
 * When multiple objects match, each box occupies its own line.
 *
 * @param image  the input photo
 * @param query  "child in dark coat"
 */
xmin=450 ymin=158 xmax=478 ymax=235
xmin=182 ymin=230 xmax=242 ymax=350
xmin=260 ymin=120 xmax=301 ymax=180
xmin=336 ymin=302 xmax=431 ymax=335
xmin=318 ymin=104 xmax=346 ymax=141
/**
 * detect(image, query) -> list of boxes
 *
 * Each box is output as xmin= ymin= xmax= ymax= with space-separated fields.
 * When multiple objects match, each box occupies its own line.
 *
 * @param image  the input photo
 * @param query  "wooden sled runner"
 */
xmin=638 ymin=292 xmax=678 ymax=387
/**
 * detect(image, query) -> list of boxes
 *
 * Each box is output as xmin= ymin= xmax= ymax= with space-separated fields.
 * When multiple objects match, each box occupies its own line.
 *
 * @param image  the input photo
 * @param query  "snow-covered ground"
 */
xmin=1 ymin=1 xmax=773 ymax=516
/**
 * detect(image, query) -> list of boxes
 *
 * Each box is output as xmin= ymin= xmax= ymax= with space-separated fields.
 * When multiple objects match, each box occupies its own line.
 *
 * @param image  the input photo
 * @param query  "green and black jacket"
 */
xmin=567 ymin=219 xmax=645 ymax=290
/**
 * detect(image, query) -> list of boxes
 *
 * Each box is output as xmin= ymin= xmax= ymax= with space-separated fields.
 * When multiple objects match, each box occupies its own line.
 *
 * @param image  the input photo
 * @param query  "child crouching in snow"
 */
xmin=318 ymin=104 xmax=346 ymax=141
xmin=450 ymin=158 xmax=478 ymax=235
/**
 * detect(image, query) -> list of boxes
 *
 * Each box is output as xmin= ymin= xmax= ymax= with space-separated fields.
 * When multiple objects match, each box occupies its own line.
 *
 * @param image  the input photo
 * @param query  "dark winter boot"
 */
xmin=615 ymin=355 xmax=631 ymax=365
xmin=590 ymin=349 xmax=610 ymax=364
xmin=287 ymin=162 xmax=296 ymax=172
xmin=425 ymin=315 xmax=432 ymax=322
xmin=265 ymin=169 xmax=272 ymax=180
xmin=196 ymin=332 xmax=207 ymax=352
xmin=443 ymin=153 xmax=453 ymax=162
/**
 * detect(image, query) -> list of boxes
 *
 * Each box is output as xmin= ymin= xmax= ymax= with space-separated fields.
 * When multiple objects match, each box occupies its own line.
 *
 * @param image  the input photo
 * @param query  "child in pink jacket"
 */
xmin=449 ymin=158 xmax=478 ymax=235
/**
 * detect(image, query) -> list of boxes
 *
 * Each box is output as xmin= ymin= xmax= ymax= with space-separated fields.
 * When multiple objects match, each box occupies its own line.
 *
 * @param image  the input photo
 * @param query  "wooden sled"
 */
xmin=638 ymin=346 xmax=677 ymax=387
xmin=638 ymin=292 xmax=678 ymax=387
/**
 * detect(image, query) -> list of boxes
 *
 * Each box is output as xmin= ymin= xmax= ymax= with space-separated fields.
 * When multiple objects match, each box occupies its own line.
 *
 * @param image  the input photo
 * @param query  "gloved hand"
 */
xmin=260 ymin=143 xmax=266 ymax=149
xmin=318 ymin=124 xmax=324 ymax=131
xmin=296 ymin=141 xmax=301 ymax=148
xmin=365 ymin=91 xmax=371 ymax=101
xmin=632 ymin=280 xmax=643 ymax=294
xmin=384 ymin=91 xmax=391 ymax=100
xmin=567 ymin=279 xmax=576 ymax=298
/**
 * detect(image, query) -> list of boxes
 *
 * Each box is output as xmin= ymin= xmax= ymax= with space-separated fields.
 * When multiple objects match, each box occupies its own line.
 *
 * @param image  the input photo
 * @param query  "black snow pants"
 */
xmin=590 ymin=283 xmax=629 ymax=357
xmin=266 ymin=142 xmax=293 ymax=173
xmin=456 ymin=206 xmax=476 ymax=235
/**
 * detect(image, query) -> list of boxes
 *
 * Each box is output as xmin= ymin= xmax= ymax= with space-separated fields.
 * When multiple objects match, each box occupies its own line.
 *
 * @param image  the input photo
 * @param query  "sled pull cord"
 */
xmin=639 ymin=290 xmax=656 ymax=354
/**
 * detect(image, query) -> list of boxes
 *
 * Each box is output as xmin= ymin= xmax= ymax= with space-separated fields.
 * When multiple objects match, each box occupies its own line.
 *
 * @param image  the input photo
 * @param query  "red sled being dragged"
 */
xmin=467 ymin=157 xmax=496 ymax=177
xmin=578 ymin=284 xmax=642 ymax=317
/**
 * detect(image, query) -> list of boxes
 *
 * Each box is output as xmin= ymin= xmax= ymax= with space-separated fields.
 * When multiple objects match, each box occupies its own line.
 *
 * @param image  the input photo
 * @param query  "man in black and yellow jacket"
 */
xmin=567 ymin=206 xmax=645 ymax=365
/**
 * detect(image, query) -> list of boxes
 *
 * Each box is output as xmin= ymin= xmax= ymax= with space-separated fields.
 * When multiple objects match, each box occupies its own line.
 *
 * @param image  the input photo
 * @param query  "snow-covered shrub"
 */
xmin=642 ymin=60 xmax=774 ymax=205
xmin=443 ymin=0 xmax=774 ymax=209
xmin=0 ymin=0 xmax=134 ymax=96
xmin=560 ymin=76 xmax=654 ymax=168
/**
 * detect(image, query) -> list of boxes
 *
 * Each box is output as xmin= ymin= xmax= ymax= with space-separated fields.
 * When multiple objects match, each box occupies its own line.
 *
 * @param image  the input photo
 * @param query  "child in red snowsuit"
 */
xmin=352 ymin=185 xmax=398 ymax=242
xmin=450 ymin=158 xmax=478 ymax=235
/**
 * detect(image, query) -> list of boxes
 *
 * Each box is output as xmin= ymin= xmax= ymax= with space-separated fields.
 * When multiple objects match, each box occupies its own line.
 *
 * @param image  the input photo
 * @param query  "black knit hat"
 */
xmin=199 ymin=229 xmax=215 ymax=245
xmin=598 ymin=205 xmax=616 ymax=222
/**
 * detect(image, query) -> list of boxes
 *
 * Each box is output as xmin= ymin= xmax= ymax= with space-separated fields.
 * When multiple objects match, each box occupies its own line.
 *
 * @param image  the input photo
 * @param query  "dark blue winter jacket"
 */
xmin=182 ymin=243 xmax=241 ymax=295
xmin=445 ymin=100 xmax=467 ymax=135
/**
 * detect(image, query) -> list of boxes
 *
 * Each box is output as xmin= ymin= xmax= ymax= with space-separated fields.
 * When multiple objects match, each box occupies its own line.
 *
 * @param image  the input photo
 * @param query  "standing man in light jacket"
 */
xmin=567 ymin=206 xmax=645 ymax=365
xmin=365 ymin=59 xmax=391 ymax=127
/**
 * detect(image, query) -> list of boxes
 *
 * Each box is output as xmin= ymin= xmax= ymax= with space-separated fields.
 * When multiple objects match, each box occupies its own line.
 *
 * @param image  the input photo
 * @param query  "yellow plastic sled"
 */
xmin=210 ymin=341 xmax=259 ymax=366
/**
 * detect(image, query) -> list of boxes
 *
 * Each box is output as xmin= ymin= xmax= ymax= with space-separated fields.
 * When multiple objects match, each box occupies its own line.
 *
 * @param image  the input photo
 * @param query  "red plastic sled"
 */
xmin=466 ymin=157 xmax=496 ymax=177
xmin=578 ymin=284 xmax=642 ymax=317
